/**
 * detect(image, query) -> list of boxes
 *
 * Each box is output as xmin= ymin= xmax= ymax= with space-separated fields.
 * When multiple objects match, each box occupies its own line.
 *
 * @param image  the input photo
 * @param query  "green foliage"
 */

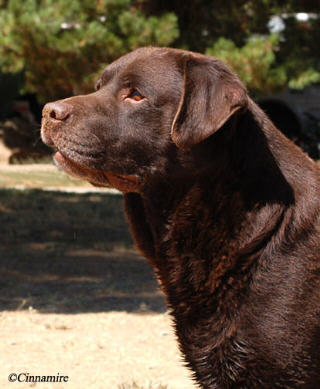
xmin=1 ymin=0 xmax=320 ymax=103
xmin=276 ymin=14 xmax=320 ymax=91
xmin=288 ymin=68 xmax=320 ymax=90
xmin=145 ymin=1 xmax=320 ymax=92
xmin=206 ymin=35 xmax=287 ymax=94
xmin=144 ymin=0 xmax=285 ymax=52
xmin=0 ymin=0 xmax=179 ymax=102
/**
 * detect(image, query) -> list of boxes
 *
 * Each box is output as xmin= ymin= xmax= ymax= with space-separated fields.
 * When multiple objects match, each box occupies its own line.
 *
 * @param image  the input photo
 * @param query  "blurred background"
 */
xmin=0 ymin=1 xmax=319 ymax=389
xmin=1 ymin=0 xmax=320 ymax=161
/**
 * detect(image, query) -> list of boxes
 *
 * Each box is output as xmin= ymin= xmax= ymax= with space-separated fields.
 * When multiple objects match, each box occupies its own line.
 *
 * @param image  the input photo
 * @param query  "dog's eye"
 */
xmin=128 ymin=89 xmax=144 ymax=102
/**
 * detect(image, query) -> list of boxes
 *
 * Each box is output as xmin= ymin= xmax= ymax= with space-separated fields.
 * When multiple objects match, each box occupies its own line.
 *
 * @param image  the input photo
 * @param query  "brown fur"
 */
xmin=41 ymin=47 xmax=320 ymax=388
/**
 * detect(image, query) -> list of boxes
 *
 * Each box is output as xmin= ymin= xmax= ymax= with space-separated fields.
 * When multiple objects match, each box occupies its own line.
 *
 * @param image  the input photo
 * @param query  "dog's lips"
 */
xmin=104 ymin=171 xmax=140 ymax=192
xmin=53 ymin=151 xmax=140 ymax=192
xmin=54 ymin=151 xmax=108 ymax=186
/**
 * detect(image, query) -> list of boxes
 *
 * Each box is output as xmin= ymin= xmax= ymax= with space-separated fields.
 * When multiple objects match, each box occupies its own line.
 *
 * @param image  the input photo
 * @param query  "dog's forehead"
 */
xmin=101 ymin=48 xmax=180 ymax=86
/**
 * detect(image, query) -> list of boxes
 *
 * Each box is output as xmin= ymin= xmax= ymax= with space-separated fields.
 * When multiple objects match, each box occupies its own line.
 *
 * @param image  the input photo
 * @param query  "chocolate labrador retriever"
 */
xmin=41 ymin=47 xmax=320 ymax=388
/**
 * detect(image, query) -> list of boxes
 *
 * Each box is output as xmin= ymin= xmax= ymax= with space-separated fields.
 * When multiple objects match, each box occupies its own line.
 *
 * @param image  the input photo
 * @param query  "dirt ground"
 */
xmin=0 ymin=311 xmax=194 ymax=389
xmin=0 ymin=170 xmax=196 ymax=389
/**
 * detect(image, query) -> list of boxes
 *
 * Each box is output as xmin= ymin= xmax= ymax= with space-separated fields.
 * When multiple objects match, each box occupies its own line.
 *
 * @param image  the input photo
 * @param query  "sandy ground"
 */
xmin=0 ymin=311 xmax=196 ymax=389
xmin=0 ymin=175 xmax=197 ymax=389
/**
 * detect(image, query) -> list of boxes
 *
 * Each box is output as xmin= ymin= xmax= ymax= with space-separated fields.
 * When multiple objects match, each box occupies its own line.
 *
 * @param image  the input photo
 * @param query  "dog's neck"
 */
xmin=134 ymin=100 xmax=319 ymax=321
xmin=134 ymin=101 xmax=320 ymax=322
xmin=124 ymin=101 xmax=320 ymax=387
xmin=140 ymin=101 xmax=296 ymax=258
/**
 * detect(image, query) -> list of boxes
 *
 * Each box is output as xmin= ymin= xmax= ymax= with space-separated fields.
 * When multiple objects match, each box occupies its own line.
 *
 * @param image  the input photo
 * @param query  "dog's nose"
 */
xmin=43 ymin=102 xmax=72 ymax=121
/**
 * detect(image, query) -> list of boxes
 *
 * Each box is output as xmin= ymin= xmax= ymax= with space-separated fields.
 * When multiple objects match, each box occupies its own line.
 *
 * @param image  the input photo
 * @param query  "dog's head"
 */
xmin=41 ymin=47 xmax=248 ymax=192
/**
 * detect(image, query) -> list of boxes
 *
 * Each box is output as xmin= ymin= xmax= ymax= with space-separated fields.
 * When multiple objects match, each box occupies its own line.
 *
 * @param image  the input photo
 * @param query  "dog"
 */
xmin=41 ymin=47 xmax=320 ymax=388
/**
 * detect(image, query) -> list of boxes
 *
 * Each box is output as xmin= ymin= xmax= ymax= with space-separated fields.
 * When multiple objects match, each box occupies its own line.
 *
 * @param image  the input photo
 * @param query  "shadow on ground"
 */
xmin=0 ymin=189 xmax=165 ymax=313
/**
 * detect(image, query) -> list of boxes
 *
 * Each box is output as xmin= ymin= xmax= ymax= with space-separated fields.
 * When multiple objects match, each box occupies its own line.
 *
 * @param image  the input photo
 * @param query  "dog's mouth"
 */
xmin=54 ymin=151 xmax=140 ymax=192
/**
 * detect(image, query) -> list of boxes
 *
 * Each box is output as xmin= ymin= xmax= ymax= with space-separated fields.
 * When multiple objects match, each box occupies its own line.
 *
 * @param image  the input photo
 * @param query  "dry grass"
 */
xmin=0 ymin=163 xmax=117 ymax=191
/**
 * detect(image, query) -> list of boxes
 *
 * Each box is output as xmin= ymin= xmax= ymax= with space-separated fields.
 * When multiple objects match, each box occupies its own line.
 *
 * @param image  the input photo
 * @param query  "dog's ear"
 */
xmin=171 ymin=55 xmax=248 ymax=149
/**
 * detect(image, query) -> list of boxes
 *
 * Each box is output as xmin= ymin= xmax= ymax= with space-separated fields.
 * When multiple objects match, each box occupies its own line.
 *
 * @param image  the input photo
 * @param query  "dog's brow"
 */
xmin=119 ymin=73 xmax=139 ymax=86
xmin=101 ymin=68 xmax=115 ymax=85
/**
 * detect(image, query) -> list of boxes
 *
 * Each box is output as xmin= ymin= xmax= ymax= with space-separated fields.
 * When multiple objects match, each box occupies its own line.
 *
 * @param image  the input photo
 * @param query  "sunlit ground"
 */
xmin=0 ymin=165 xmax=195 ymax=389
